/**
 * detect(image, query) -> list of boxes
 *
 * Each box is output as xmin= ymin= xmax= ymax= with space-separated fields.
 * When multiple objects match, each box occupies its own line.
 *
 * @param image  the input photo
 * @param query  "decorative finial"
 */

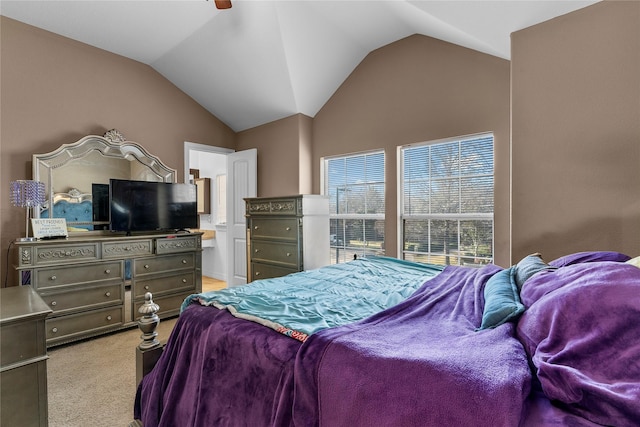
xmin=103 ymin=129 xmax=126 ymax=143
xmin=137 ymin=292 xmax=160 ymax=350
xmin=139 ymin=292 xmax=159 ymax=314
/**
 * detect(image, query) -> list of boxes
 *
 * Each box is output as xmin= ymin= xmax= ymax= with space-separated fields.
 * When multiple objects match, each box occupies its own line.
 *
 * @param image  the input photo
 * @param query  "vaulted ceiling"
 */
xmin=1 ymin=1 xmax=599 ymax=132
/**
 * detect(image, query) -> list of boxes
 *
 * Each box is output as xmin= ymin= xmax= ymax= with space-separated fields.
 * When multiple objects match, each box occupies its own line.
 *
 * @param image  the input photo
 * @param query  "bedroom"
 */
xmin=1 ymin=1 xmax=638 ymax=278
xmin=0 ymin=0 xmax=639 ymax=425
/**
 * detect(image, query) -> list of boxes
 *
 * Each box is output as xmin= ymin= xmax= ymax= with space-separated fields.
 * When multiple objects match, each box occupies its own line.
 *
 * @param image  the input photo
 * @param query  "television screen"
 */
xmin=109 ymin=179 xmax=198 ymax=234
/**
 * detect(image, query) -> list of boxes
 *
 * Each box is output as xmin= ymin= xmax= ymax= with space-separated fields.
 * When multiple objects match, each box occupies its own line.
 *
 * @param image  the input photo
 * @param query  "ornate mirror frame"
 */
xmin=33 ymin=131 xmax=177 ymax=232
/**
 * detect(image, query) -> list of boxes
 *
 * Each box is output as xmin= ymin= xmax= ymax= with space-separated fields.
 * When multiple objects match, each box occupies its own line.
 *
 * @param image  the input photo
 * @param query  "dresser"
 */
xmin=0 ymin=286 xmax=52 ymax=427
xmin=15 ymin=232 xmax=202 ymax=347
xmin=245 ymin=195 xmax=329 ymax=282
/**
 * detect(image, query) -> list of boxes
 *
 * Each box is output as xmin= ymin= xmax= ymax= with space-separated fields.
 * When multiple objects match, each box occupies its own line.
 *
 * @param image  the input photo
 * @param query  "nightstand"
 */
xmin=1 ymin=286 xmax=52 ymax=427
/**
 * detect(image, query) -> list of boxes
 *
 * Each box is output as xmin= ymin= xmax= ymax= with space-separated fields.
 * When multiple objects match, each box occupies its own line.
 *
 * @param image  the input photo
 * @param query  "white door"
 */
xmin=226 ymin=149 xmax=257 ymax=287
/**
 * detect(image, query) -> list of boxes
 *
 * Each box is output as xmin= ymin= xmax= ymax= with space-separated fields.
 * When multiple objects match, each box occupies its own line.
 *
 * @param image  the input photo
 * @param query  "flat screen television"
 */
xmin=109 ymin=179 xmax=198 ymax=234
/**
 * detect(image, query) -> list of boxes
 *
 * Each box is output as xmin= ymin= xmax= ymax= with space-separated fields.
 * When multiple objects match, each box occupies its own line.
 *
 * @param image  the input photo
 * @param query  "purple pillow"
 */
xmin=549 ymin=251 xmax=630 ymax=267
xmin=516 ymin=262 xmax=640 ymax=426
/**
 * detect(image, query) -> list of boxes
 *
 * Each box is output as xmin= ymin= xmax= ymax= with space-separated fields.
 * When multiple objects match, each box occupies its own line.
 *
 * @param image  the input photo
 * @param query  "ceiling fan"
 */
xmin=213 ymin=0 xmax=232 ymax=9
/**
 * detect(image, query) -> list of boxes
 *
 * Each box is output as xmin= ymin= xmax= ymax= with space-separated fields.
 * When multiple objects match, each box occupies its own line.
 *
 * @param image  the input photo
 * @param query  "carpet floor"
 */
xmin=47 ymin=317 xmax=178 ymax=427
xmin=47 ymin=278 xmax=225 ymax=426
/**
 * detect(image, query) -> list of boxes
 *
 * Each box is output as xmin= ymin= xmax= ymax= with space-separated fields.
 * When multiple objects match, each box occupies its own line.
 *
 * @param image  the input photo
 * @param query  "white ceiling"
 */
xmin=1 ymin=0 xmax=599 ymax=132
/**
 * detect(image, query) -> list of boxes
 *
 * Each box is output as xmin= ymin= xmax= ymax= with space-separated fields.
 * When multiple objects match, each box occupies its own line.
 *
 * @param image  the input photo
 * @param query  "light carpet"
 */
xmin=47 ymin=317 xmax=178 ymax=427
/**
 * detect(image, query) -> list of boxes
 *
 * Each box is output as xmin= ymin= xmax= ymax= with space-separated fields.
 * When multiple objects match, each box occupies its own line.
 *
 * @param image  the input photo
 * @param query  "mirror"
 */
xmin=33 ymin=131 xmax=176 ymax=232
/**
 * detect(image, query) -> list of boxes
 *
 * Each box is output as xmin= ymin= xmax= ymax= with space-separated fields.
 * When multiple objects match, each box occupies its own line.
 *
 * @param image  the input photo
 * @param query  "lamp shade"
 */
xmin=10 ymin=180 xmax=46 ymax=208
xmin=10 ymin=180 xmax=47 ymax=241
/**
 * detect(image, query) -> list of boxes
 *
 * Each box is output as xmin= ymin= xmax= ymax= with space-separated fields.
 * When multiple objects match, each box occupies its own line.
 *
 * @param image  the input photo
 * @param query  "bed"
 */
xmin=133 ymin=252 xmax=640 ymax=426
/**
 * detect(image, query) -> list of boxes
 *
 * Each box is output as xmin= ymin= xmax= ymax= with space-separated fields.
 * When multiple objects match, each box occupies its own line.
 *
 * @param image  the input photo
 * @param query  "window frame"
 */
xmin=398 ymin=133 xmax=494 ymax=266
xmin=321 ymin=149 xmax=386 ymax=263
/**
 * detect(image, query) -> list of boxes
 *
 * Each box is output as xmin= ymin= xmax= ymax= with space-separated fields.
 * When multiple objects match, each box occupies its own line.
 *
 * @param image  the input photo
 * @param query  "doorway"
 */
xmin=184 ymin=142 xmax=233 ymax=283
xmin=184 ymin=142 xmax=257 ymax=287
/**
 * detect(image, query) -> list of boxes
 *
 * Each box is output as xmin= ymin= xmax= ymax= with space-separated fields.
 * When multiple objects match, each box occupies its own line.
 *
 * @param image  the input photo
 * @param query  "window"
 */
xmin=323 ymin=151 xmax=385 ymax=263
xmin=400 ymin=134 xmax=493 ymax=266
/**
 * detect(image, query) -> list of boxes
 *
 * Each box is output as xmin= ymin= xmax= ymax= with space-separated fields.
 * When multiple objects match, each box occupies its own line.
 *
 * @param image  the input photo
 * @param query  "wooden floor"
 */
xmin=203 ymin=276 xmax=226 ymax=292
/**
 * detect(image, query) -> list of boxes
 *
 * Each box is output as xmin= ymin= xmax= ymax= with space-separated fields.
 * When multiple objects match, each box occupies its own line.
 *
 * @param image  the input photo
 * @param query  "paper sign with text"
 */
xmin=31 ymin=218 xmax=69 ymax=239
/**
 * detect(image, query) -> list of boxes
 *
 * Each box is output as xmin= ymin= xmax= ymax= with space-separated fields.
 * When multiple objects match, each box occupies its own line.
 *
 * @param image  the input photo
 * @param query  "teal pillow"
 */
xmin=478 ymin=267 xmax=525 ymax=330
xmin=513 ymin=253 xmax=556 ymax=291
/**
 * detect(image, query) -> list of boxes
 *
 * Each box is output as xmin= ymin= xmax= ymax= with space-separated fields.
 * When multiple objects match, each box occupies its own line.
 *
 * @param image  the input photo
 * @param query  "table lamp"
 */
xmin=10 ymin=180 xmax=46 ymax=241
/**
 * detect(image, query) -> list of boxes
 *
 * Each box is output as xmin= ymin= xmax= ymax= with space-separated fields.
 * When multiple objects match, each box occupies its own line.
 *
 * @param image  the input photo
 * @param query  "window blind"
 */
xmin=324 ymin=151 xmax=385 ymax=263
xmin=401 ymin=134 xmax=493 ymax=266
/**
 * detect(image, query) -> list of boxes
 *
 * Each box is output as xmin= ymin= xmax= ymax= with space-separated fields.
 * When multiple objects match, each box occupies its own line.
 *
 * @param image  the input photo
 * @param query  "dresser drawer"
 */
xmin=134 ymin=290 xmax=194 ymax=320
xmin=251 ymin=240 xmax=299 ymax=267
xmin=34 ymin=261 xmax=123 ymax=290
xmin=156 ymin=235 xmax=200 ymax=254
xmin=250 ymin=218 xmax=299 ymax=241
xmin=250 ymin=262 xmax=297 ymax=281
xmin=246 ymin=198 xmax=299 ymax=215
xmin=30 ymin=242 xmax=99 ymax=266
xmin=0 ymin=360 xmax=48 ymax=427
xmin=39 ymin=283 xmax=123 ymax=315
xmin=134 ymin=271 xmax=195 ymax=298
xmin=134 ymin=253 xmax=196 ymax=276
xmin=46 ymin=306 xmax=123 ymax=343
xmin=102 ymin=239 xmax=153 ymax=258
xmin=0 ymin=318 xmax=46 ymax=367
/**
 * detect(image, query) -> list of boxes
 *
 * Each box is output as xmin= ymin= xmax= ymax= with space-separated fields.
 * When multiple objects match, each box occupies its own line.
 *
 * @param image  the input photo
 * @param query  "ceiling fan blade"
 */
xmin=214 ymin=0 xmax=232 ymax=9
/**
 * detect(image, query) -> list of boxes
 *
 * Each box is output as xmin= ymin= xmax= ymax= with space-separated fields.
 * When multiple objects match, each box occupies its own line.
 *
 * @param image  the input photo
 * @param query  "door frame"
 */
xmin=183 ymin=142 xmax=234 ymax=183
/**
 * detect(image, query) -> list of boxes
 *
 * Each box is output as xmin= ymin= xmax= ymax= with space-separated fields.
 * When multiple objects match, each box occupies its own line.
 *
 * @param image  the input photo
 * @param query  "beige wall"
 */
xmin=236 ymin=113 xmax=314 ymax=197
xmin=312 ymin=35 xmax=512 ymax=265
xmin=298 ymin=114 xmax=314 ymax=194
xmin=3 ymin=3 xmax=637 ymax=284
xmin=0 ymin=17 xmax=235 ymax=285
xmin=511 ymin=1 xmax=640 ymax=261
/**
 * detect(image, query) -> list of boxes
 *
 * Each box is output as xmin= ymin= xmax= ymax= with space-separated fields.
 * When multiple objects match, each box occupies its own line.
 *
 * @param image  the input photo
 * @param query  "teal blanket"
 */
xmin=181 ymin=256 xmax=443 ymax=342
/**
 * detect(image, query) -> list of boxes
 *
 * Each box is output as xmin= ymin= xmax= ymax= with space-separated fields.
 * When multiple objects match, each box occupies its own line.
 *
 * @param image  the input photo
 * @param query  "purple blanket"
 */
xmin=135 ymin=304 xmax=301 ymax=426
xmin=135 ymin=253 xmax=640 ymax=426
xmin=517 ymin=261 xmax=640 ymax=427
xmin=293 ymin=265 xmax=533 ymax=426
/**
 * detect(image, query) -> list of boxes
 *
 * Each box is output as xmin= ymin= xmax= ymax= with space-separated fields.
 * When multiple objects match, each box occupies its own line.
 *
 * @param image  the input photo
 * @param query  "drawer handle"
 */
xmin=182 ymin=278 xmax=187 ymax=283
xmin=286 ymin=252 xmax=291 ymax=257
xmin=50 ymin=275 xmax=57 ymax=281
xmin=52 ymin=327 xmax=58 ymax=333
xmin=285 ymin=227 xmax=291 ymax=231
xmin=105 ymin=292 xmax=111 ymax=297
xmin=106 ymin=315 xmax=112 ymax=321
xmin=254 ymin=226 xmax=259 ymax=230
xmin=144 ymin=285 xmax=150 ymax=290
xmin=51 ymin=301 xmax=57 ymax=306
xmin=254 ymin=249 xmax=260 ymax=253
xmin=182 ymin=259 xmax=187 ymax=264
xmin=255 ymin=272 xmax=261 ymax=276
xmin=144 ymin=264 xmax=150 ymax=269
xmin=105 ymin=269 xmax=111 ymax=274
